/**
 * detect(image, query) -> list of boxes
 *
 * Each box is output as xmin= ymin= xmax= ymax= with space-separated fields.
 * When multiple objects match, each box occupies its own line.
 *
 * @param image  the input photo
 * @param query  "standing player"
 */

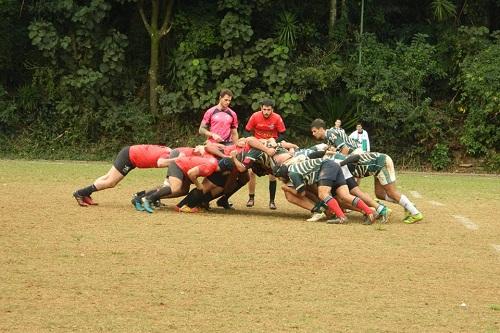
xmin=199 ymin=89 xmax=238 ymax=145
xmin=349 ymin=123 xmax=370 ymax=152
xmin=73 ymin=145 xmax=175 ymax=206
xmin=310 ymin=119 xmax=360 ymax=155
xmin=244 ymin=99 xmax=286 ymax=210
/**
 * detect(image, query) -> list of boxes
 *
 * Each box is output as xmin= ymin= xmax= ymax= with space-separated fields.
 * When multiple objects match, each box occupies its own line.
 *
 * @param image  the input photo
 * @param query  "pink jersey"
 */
xmin=245 ymin=111 xmax=285 ymax=139
xmin=129 ymin=145 xmax=171 ymax=168
xmin=201 ymin=106 xmax=238 ymax=143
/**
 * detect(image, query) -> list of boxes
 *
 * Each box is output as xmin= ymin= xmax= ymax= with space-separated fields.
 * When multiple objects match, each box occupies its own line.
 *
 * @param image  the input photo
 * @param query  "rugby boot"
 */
xmin=403 ymin=212 xmax=423 ymax=224
xmin=131 ymin=196 xmax=145 ymax=212
xmin=83 ymin=196 xmax=98 ymax=206
xmin=73 ymin=192 xmax=88 ymax=207
xmin=141 ymin=197 xmax=154 ymax=214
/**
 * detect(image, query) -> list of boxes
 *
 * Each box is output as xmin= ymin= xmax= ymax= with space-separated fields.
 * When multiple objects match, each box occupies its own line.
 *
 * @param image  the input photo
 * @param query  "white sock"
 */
xmin=399 ymin=195 xmax=419 ymax=215
xmin=384 ymin=193 xmax=397 ymax=203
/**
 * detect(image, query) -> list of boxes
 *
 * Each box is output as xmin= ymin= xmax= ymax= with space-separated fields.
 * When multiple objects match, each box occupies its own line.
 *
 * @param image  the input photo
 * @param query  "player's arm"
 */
xmin=199 ymin=123 xmax=222 ymax=142
xmin=156 ymin=157 xmax=178 ymax=168
xmin=230 ymin=128 xmax=239 ymax=143
xmin=339 ymin=154 xmax=361 ymax=166
xmin=246 ymin=136 xmax=275 ymax=156
xmin=187 ymin=166 xmax=203 ymax=190
xmin=230 ymin=150 xmax=247 ymax=173
xmin=204 ymin=142 xmax=227 ymax=158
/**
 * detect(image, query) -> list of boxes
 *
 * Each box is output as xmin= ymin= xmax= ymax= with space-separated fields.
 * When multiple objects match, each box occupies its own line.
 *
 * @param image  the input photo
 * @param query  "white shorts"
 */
xmin=376 ymin=155 xmax=396 ymax=186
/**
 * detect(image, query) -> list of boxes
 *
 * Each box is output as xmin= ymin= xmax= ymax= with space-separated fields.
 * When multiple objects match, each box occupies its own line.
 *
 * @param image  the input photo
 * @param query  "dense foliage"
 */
xmin=0 ymin=0 xmax=498 ymax=170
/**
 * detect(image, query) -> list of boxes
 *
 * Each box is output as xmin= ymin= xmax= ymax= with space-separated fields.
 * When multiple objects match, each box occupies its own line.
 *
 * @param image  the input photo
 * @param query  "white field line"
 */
xmin=428 ymin=200 xmax=445 ymax=206
xmin=491 ymin=244 xmax=500 ymax=254
xmin=452 ymin=215 xmax=479 ymax=231
xmin=410 ymin=191 xmax=422 ymax=199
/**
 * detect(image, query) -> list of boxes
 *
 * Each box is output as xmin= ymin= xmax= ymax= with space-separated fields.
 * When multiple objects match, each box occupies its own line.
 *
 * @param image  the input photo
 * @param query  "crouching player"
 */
xmin=73 ymin=144 xmax=175 ymax=206
xmin=341 ymin=152 xmax=423 ymax=224
xmin=274 ymin=158 xmax=375 ymax=224
xmin=134 ymin=148 xmax=219 ymax=213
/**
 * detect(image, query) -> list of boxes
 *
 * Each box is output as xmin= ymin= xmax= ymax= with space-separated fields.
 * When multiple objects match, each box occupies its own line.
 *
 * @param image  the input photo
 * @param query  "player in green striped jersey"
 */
xmin=274 ymin=157 xmax=375 ymax=224
xmin=310 ymin=119 xmax=361 ymax=155
xmin=340 ymin=152 xmax=423 ymax=224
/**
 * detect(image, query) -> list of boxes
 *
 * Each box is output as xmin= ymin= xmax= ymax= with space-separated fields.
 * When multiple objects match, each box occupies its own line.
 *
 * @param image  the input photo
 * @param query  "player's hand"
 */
xmin=266 ymin=147 xmax=276 ymax=157
xmin=211 ymin=133 xmax=222 ymax=142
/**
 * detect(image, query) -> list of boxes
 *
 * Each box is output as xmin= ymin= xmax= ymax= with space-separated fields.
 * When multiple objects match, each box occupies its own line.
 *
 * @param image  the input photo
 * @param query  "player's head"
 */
xmin=218 ymin=89 xmax=233 ymax=110
xmin=310 ymin=118 xmax=327 ymax=140
xmin=335 ymin=119 xmax=342 ymax=128
xmin=356 ymin=123 xmax=363 ymax=133
xmin=260 ymin=98 xmax=275 ymax=119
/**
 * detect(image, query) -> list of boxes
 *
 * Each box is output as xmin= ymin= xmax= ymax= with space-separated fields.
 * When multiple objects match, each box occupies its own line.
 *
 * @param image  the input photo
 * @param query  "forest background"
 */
xmin=0 ymin=0 xmax=498 ymax=172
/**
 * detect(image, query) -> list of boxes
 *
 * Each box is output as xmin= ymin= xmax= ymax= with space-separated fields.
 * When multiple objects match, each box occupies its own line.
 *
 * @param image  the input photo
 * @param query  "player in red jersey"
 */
xmin=137 ymin=148 xmax=220 ymax=213
xmin=244 ymin=98 xmax=286 ymax=210
xmin=72 ymin=145 xmax=175 ymax=206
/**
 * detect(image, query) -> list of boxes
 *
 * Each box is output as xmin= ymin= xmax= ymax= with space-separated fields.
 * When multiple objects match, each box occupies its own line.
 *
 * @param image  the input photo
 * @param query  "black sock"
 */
xmin=269 ymin=180 xmax=277 ymax=202
xmin=177 ymin=188 xmax=199 ymax=208
xmin=186 ymin=189 xmax=204 ymax=208
xmin=135 ymin=190 xmax=146 ymax=197
xmin=77 ymin=184 xmax=97 ymax=197
xmin=147 ymin=186 xmax=171 ymax=202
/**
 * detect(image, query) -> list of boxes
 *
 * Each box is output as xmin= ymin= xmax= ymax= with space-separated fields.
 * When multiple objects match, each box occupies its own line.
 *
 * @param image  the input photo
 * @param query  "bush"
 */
xmin=429 ymin=143 xmax=452 ymax=171
xmin=483 ymin=151 xmax=500 ymax=173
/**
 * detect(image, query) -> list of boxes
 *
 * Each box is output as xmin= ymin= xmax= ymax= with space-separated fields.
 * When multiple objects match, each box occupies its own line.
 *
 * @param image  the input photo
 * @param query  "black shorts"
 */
xmin=345 ymin=177 xmax=358 ymax=191
xmin=206 ymin=171 xmax=230 ymax=187
xmin=317 ymin=160 xmax=346 ymax=190
xmin=167 ymin=162 xmax=185 ymax=180
xmin=113 ymin=146 xmax=135 ymax=176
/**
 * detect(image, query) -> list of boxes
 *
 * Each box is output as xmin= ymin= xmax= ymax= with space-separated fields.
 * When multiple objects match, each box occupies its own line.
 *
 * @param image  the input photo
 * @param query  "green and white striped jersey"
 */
xmin=288 ymin=157 xmax=326 ymax=192
xmin=325 ymin=128 xmax=359 ymax=152
xmin=350 ymin=152 xmax=387 ymax=178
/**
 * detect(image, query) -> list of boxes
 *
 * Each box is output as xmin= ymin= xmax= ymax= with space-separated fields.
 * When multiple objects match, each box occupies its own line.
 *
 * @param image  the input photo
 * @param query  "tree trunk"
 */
xmin=149 ymin=0 xmax=160 ymax=119
xmin=329 ymin=0 xmax=337 ymax=38
xmin=139 ymin=0 xmax=174 ymax=122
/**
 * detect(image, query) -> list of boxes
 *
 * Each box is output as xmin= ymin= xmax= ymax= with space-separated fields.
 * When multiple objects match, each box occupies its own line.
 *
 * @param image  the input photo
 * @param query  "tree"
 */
xmin=138 ymin=0 xmax=174 ymax=120
xmin=329 ymin=0 xmax=337 ymax=38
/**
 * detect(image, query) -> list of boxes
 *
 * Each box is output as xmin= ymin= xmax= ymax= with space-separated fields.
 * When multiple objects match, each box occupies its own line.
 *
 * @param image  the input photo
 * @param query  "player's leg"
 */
xmin=73 ymin=147 xmax=131 ymax=206
xmin=247 ymin=169 xmax=256 ymax=207
xmin=268 ymin=174 xmax=277 ymax=210
xmin=376 ymin=155 xmax=422 ymax=223
xmin=335 ymin=184 xmax=374 ymax=224
xmin=349 ymin=180 xmax=390 ymax=222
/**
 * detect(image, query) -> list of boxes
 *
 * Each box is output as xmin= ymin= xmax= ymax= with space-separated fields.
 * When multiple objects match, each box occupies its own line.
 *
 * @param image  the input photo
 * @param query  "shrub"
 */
xmin=429 ymin=143 xmax=452 ymax=171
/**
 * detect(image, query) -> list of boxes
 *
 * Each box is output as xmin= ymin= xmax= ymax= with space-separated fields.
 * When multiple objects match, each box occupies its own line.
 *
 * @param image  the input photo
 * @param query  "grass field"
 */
xmin=1 ymin=159 xmax=499 ymax=332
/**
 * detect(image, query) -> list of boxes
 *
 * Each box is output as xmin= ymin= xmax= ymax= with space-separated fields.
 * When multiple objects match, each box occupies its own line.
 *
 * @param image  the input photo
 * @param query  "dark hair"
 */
xmin=219 ymin=89 xmax=233 ymax=98
xmin=260 ymin=98 xmax=275 ymax=108
xmin=311 ymin=118 xmax=326 ymax=129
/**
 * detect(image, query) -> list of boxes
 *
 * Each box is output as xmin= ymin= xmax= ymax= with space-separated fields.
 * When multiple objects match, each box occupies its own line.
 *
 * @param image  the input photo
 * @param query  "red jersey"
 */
xmin=129 ymin=145 xmax=171 ymax=168
xmin=175 ymin=147 xmax=196 ymax=157
xmin=222 ymin=144 xmax=247 ymax=156
xmin=245 ymin=111 xmax=286 ymax=139
xmin=175 ymin=154 xmax=219 ymax=177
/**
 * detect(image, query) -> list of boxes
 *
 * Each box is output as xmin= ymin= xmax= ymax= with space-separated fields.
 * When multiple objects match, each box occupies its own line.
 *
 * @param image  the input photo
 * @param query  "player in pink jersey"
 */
xmin=72 ymin=145 xmax=176 ymax=206
xmin=199 ymin=89 xmax=238 ymax=145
